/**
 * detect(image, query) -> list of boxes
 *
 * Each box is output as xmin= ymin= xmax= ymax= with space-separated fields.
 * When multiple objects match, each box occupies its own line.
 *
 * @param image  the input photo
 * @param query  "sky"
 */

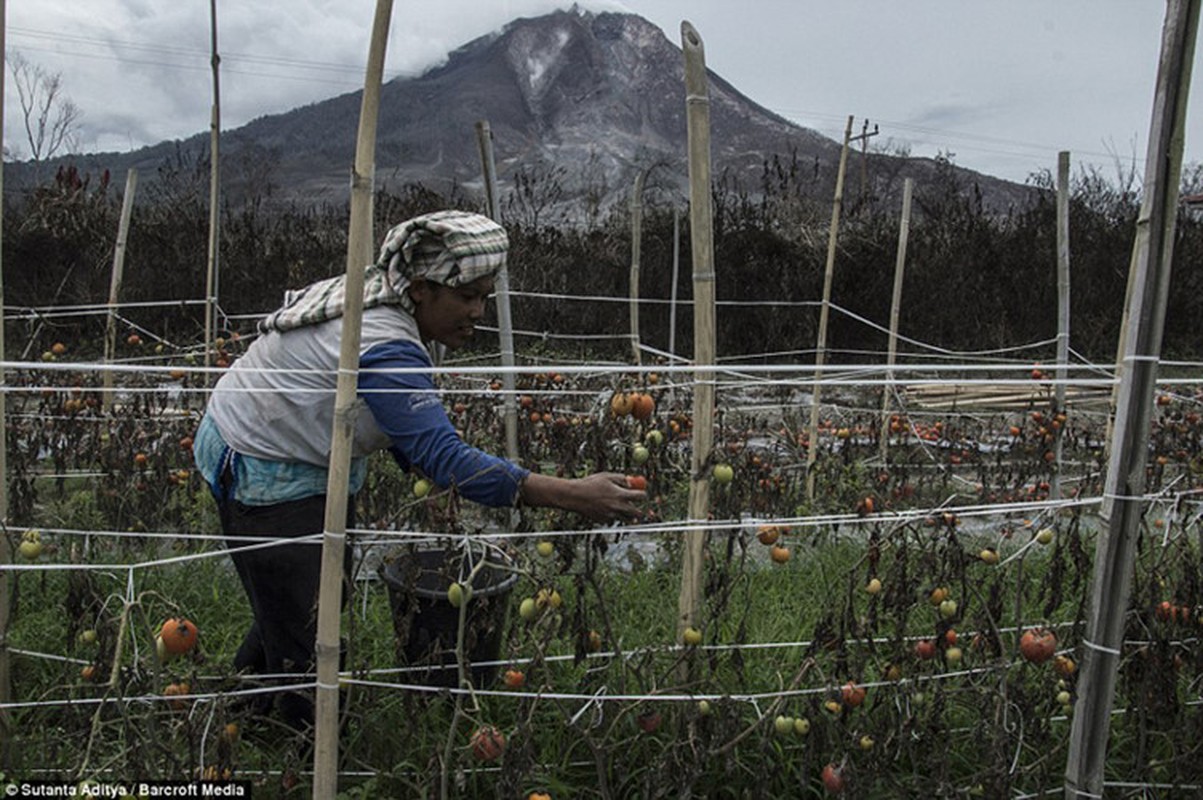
xmin=4 ymin=1 xmax=1199 ymax=186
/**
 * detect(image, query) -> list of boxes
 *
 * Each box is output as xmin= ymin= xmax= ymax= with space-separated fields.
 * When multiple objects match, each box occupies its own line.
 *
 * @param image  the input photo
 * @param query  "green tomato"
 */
xmin=712 ymin=463 xmax=734 ymax=484
xmin=447 ymin=582 xmax=470 ymax=608
xmin=519 ymin=597 xmax=538 ymax=621
xmin=536 ymin=540 xmax=555 ymax=558
xmin=18 ymin=539 xmax=43 ymax=560
xmin=413 ymin=478 xmax=433 ymax=499
xmin=773 ymin=715 xmax=794 ymax=736
xmin=631 ymin=444 xmax=650 ymax=465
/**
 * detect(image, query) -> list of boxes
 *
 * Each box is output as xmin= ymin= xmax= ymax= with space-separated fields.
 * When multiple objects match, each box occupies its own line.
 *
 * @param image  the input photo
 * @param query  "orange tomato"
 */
xmin=630 ymin=392 xmax=655 ymax=420
xmin=164 ymin=681 xmax=191 ymax=711
xmin=756 ymin=525 xmax=780 ymax=546
xmin=610 ymin=392 xmax=634 ymax=417
xmin=159 ymin=617 xmax=199 ymax=655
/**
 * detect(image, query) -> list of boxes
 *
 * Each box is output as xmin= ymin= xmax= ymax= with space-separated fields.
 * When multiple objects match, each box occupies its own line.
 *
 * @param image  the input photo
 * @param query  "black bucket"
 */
xmin=380 ymin=546 xmax=518 ymax=688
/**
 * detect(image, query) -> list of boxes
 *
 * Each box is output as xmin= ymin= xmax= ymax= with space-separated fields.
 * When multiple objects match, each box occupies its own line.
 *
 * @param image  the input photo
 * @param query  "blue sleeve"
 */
xmin=358 ymin=340 xmax=529 ymax=507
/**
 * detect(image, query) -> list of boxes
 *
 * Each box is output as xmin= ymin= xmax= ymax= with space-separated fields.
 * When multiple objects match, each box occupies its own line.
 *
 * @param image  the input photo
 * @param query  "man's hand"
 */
xmin=520 ymin=471 xmax=646 ymax=523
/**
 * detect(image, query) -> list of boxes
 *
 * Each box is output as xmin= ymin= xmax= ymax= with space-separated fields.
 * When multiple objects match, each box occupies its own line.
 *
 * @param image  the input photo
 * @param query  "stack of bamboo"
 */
xmin=903 ymin=382 xmax=1109 ymax=411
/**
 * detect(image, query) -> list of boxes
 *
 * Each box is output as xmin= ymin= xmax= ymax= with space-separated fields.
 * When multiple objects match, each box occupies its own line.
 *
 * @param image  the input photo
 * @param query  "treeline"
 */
xmin=4 ymin=151 xmax=1201 ymax=364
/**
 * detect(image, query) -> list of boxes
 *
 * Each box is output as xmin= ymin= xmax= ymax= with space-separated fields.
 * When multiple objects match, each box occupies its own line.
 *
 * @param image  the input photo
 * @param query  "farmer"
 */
xmin=193 ymin=209 xmax=644 ymax=729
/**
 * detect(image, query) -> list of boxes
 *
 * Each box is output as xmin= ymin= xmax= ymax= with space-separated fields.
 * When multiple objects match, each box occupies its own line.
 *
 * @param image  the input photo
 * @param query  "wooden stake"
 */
xmin=879 ymin=177 xmax=912 ymax=462
xmin=474 ymin=121 xmax=519 ymax=464
xmin=1052 ymin=151 xmax=1070 ymax=500
xmin=807 ymin=115 xmax=853 ymax=500
xmin=669 ymin=206 xmax=681 ymax=364
xmin=629 ymin=168 xmax=648 ymax=365
xmin=102 ymin=169 xmax=138 ymax=414
xmin=1063 ymin=2 xmax=1198 ymax=796
xmin=202 ymin=0 xmax=221 ymax=388
xmin=675 ymin=21 xmax=715 ymax=644
xmin=311 ymin=2 xmax=392 ymax=796
xmin=0 ymin=0 xmax=11 ymax=761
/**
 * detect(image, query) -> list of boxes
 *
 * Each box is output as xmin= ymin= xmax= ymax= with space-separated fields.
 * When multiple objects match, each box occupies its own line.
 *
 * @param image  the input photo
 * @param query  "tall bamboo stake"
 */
xmin=1051 ymin=151 xmax=1070 ymax=500
xmin=311 ymin=1 xmax=392 ymax=796
xmin=474 ymin=120 xmax=519 ymax=464
xmin=102 ymin=169 xmax=138 ymax=414
xmin=669 ymin=206 xmax=680 ymax=363
xmin=1063 ymin=1 xmax=1198 ymax=795
xmin=879 ymin=177 xmax=912 ymax=462
xmin=806 ymin=116 xmax=853 ymax=500
xmin=202 ymin=0 xmax=221 ymax=387
xmin=629 ymin=169 xmax=647 ymax=365
xmin=0 ymin=0 xmax=10 ymax=760
xmin=675 ymin=21 xmax=716 ymax=644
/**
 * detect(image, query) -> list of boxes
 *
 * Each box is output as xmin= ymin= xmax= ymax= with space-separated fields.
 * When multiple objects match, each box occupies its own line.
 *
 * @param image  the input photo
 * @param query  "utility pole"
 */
xmin=858 ymin=118 xmax=879 ymax=209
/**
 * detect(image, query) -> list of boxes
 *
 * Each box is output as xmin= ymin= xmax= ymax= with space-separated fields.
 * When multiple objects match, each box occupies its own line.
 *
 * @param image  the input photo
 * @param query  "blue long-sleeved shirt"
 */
xmin=195 ymin=304 xmax=527 ymax=507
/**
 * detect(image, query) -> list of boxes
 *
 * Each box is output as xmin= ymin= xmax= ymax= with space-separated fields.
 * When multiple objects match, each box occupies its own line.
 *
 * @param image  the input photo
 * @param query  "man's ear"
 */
xmin=407 ymin=278 xmax=430 ymax=305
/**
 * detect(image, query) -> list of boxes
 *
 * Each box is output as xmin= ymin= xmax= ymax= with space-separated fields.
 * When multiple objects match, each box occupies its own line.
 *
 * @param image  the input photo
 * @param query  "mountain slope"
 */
xmin=21 ymin=7 xmax=1030 ymax=215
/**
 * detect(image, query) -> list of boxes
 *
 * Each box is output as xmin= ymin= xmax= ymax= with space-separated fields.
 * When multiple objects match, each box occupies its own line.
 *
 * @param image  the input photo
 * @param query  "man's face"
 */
xmin=409 ymin=275 xmax=494 ymax=349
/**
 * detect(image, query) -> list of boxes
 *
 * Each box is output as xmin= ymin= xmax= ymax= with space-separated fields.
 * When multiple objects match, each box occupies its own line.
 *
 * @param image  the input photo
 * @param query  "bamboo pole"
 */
xmin=879 ymin=177 xmax=912 ymax=462
xmin=311 ymin=1 xmax=392 ymax=796
xmin=806 ymin=116 xmax=853 ymax=500
xmin=202 ymin=0 xmax=221 ymax=387
xmin=1063 ymin=1 xmax=1198 ymax=795
xmin=675 ymin=21 xmax=716 ymax=645
xmin=1051 ymin=151 xmax=1070 ymax=500
xmin=102 ymin=169 xmax=138 ymax=414
xmin=474 ymin=120 xmax=519 ymax=464
xmin=669 ymin=206 xmax=680 ymax=363
xmin=0 ymin=0 xmax=10 ymax=761
xmin=629 ymin=169 xmax=647 ymax=365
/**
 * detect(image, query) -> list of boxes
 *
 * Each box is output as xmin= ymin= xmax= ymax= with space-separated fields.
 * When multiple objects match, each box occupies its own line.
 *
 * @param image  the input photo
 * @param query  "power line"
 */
xmin=773 ymin=106 xmax=1144 ymax=172
xmin=6 ymin=25 xmax=422 ymax=85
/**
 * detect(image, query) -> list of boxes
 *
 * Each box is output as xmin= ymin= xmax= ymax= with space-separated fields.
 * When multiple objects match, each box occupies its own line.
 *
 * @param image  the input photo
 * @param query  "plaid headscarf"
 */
xmin=259 ymin=210 xmax=508 ymax=333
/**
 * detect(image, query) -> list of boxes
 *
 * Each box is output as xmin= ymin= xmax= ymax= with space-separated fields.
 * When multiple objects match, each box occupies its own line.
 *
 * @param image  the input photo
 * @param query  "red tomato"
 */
xmin=841 ymin=681 xmax=866 ymax=708
xmin=470 ymin=726 xmax=506 ymax=761
xmin=821 ymin=763 xmax=845 ymax=794
xmin=1019 ymin=628 xmax=1057 ymax=664
xmin=914 ymin=639 xmax=937 ymax=660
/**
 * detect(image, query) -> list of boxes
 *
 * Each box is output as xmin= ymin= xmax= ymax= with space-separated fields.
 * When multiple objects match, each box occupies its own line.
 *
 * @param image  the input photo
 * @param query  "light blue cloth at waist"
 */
xmin=193 ymin=413 xmax=368 ymax=505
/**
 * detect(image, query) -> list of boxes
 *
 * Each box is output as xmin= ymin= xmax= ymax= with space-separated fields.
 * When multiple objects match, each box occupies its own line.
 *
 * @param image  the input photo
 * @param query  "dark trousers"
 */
xmin=219 ymin=492 xmax=353 ymax=730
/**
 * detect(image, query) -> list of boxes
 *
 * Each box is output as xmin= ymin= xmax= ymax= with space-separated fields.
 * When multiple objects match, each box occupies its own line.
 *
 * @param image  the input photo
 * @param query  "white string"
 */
xmin=1081 ymin=639 xmax=1122 ymax=657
